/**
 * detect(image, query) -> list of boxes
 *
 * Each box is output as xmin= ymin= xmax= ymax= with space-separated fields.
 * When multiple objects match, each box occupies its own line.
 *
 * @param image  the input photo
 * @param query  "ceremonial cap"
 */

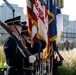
xmin=22 ymin=21 xmax=27 ymax=26
xmin=21 ymin=26 xmax=30 ymax=37
xmin=5 ymin=16 xmax=22 ymax=26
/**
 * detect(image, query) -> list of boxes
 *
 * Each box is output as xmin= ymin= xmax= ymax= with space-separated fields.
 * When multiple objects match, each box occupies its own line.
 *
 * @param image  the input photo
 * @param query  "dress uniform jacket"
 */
xmin=4 ymin=37 xmax=42 ymax=75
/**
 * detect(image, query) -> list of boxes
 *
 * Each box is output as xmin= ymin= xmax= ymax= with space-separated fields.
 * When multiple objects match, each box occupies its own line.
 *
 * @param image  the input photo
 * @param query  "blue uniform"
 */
xmin=4 ymin=37 xmax=42 ymax=75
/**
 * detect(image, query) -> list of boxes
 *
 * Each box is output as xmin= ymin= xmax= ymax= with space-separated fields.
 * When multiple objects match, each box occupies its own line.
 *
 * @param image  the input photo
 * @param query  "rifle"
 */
xmin=0 ymin=21 xmax=31 ymax=57
xmin=57 ymin=51 xmax=64 ymax=61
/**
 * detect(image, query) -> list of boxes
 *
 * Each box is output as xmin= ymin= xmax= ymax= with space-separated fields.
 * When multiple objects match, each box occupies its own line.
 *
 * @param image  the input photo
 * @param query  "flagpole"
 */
xmin=50 ymin=43 xmax=54 ymax=75
xmin=3 ymin=0 xmax=15 ymax=18
xmin=50 ymin=41 xmax=57 ymax=75
xmin=31 ymin=0 xmax=41 ymax=75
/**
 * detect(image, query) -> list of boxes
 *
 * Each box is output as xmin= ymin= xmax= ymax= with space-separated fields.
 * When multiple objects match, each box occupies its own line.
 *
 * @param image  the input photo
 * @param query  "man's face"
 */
xmin=9 ymin=24 xmax=22 ymax=36
xmin=15 ymin=25 xmax=22 ymax=34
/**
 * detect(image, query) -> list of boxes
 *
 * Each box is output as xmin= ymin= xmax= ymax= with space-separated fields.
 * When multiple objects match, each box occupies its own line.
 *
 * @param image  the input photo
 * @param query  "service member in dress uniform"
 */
xmin=4 ymin=16 xmax=45 ymax=75
xmin=21 ymin=21 xmax=47 ymax=75
xmin=21 ymin=21 xmax=31 ymax=47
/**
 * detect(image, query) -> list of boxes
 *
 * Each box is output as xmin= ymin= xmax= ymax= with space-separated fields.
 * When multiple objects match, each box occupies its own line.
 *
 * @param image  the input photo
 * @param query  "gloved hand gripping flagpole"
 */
xmin=3 ymin=0 xmax=15 ymax=18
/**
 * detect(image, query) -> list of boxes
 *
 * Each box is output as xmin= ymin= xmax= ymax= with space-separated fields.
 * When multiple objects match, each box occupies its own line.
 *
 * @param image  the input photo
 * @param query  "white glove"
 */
xmin=62 ymin=60 xmax=66 ymax=64
xmin=43 ymin=70 xmax=47 ymax=74
xmin=29 ymin=55 xmax=36 ymax=63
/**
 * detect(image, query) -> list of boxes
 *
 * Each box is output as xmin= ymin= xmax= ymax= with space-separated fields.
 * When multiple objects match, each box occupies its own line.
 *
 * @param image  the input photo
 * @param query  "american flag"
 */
xmin=26 ymin=0 xmax=38 ymax=45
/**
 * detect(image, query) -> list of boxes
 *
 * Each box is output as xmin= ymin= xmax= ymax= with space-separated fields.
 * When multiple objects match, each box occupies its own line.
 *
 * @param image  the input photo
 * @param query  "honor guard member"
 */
xmin=21 ymin=21 xmax=47 ymax=75
xmin=4 ymin=16 xmax=25 ymax=75
xmin=21 ymin=23 xmax=34 ymax=75
xmin=4 ymin=17 xmax=46 ymax=75
xmin=21 ymin=21 xmax=31 ymax=47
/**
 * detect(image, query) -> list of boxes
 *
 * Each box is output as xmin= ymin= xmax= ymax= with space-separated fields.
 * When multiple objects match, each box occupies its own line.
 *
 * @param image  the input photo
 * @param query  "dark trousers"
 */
xmin=0 ymin=70 xmax=4 ymax=75
xmin=53 ymin=66 xmax=59 ymax=75
xmin=6 ymin=68 xmax=32 ymax=75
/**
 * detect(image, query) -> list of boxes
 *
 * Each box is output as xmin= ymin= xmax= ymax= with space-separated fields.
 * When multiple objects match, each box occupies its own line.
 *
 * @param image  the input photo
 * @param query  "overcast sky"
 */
xmin=61 ymin=0 xmax=76 ymax=20
xmin=0 ymin=0 xmax=76 ymax=20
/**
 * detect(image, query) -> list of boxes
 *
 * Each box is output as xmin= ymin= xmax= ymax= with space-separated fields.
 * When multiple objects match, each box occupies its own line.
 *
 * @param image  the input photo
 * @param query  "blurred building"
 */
xmin=62 ymin=14 xmax=69 ymax=27
xmin=0 ymin=4 xmax=26 ymax=22
xmin=0 ymin=3 xmax=27 ymax=44
xmin=62 ymin=14 xmax=76 ymax=39
xmin=62 ymin=14 xmax=76 ymax=49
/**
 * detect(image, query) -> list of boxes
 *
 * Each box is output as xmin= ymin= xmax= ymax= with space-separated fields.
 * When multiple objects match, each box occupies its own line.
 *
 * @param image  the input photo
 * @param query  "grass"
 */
xmin=0 ymin=45 xmax=6 ymax=63
xmin=58 ymin=49 xmax=76 ymax=75
xmin=60 ymin=49 xmax=76 ymax=68
xmin=0 ymin=45 xmax=7 ymax=69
